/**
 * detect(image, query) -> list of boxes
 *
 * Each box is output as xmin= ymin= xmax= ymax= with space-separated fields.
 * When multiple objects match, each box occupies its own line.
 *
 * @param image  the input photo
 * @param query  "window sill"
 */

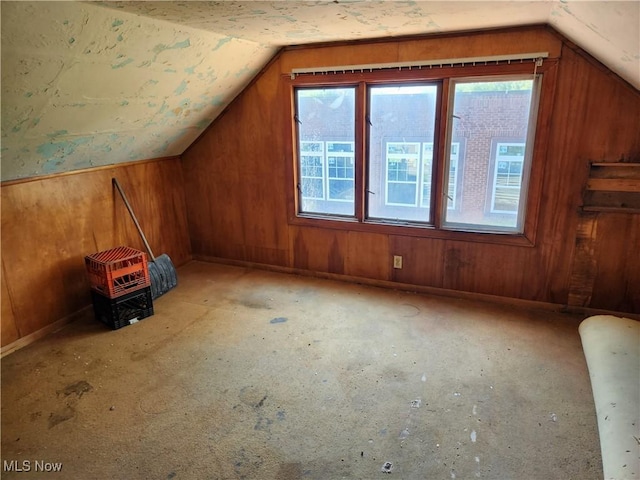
xmin=289 ymin=214 xmax=535 ymax=247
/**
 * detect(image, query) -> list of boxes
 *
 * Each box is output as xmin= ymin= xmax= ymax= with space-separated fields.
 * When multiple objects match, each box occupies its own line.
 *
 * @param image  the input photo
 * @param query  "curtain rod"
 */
xmin=290 ymin=52 xmax=549 ymax=78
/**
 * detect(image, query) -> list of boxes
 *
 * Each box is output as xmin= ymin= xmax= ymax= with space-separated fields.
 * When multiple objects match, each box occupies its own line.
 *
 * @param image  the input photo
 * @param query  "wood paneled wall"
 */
xmin=1 ymin=158 xmax=191 ymax=348
xmin=182 ymin=26 xmax=640 ymax=314
xmin=2 ymin=26 xmax=637 ymax=352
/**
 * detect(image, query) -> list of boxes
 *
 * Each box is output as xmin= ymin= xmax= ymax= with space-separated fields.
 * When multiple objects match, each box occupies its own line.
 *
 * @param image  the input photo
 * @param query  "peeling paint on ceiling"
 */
xmin=96 ymin=0 xmax=640 ymax=86
xmin=1 ymin=1 xmax=638 ymax=181
xmin=1 ymin=1 xmax=274 ymax=180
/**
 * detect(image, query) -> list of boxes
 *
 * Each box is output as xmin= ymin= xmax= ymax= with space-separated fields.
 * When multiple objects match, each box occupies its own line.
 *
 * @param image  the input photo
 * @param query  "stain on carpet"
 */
xmin=239 ymin=386 xmax=268 ymax=407
xmin=48 ymin=406 xmax=75 ymax=428
xmin=237 ymin=294 xmax=272 ymax=310
xmin=59 ymin=380 xmax=93 ymax=398
xmin=277 ymin=462 xmax=303 ymax=480
xmin=256 ymin=394 xmax=268 ymax=408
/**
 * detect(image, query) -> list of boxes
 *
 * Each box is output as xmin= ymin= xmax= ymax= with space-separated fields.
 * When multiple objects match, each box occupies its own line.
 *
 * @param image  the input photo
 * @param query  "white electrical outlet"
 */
xmin=393 ymin=255 xmax=403 ymax=269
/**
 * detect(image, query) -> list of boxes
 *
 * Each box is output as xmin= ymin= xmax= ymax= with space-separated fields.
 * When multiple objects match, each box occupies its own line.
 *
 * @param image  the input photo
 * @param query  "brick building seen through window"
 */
xmin=295 ymin=76 xmax=536 ymax=233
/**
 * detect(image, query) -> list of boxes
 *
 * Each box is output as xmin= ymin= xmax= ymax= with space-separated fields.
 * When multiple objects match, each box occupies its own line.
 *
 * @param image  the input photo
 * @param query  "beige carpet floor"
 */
xmin=1 ymin=261 xmax=602 ymax=479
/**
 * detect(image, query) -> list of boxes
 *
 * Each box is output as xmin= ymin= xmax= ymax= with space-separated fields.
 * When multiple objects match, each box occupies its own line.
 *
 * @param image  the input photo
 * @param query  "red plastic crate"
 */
xmin=85 ymin=246 xmax=150 ymax=298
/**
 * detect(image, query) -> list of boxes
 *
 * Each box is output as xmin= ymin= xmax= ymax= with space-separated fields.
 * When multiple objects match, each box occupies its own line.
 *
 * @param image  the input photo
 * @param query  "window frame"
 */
xmin=384 ymin=141 xmax=422 ymax=207
xmin=284 ymin=60 xmax=558 ymax=247
xmin=299 ymin=140 xmax=325 ymax=201
xmin=489 ymin=140 xmax=527 ymax=215
xmin=326 ymin=141 xmax=356 ymax=202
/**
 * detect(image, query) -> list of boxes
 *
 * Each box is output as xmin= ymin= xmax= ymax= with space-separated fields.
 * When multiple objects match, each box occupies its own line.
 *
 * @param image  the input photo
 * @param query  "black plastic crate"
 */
xmin=91 ymin=286 xmax=153 ymax=330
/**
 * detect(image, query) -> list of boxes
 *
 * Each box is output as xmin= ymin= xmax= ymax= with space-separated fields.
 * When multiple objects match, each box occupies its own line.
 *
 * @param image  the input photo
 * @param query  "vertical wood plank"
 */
xmin=1 ymin=261 xmax=20 ymax=347
xmin=182 ymin=59 xmax=289 ymax=264
xmin=182 ymin=134 xmax=247 ymax=260
xmin=290 ymin=226 xmax=348 ymax=274
xmin=389 ymin=235 xmax=445 ymax=287
xmin=346 ymin=231 xmax=389 ymax=279
xmin=590 ymin=214 xmax=640 ymax=312
xmin=442 ymin=241 xmax=540 ymax=300
xmin=567 ymin=213 xmax=598 ymax=307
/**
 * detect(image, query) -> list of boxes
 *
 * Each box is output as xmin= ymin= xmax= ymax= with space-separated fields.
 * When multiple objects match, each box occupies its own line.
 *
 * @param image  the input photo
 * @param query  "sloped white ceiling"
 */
xmin=1 ymin=1 xmax=275 ymax=180
xmin=1 ymin=1 xmax=638 ymax=181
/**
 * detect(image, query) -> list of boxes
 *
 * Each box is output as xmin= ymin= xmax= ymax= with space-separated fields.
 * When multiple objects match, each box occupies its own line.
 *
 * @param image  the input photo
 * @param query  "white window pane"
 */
xmin=296 ymin=88 xmax=355 ymax=216
xmin=367 ymin=84 xmax=438 ymax=223
xmin=301 ymin=178 xmax=324 ymax=199
xmin=443 ymin=78 xmax=536 ymax=232
xmin=491 ymin=143 xmax=525 ymax=213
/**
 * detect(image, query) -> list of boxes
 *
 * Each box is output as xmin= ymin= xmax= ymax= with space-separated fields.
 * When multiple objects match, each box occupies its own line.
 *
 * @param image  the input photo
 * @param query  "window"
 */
xmin=443 ymin=79 xmax=537 ymax=232
xmin=327 ymin=141 xmax=355 ymax=201
xmin=296 ymin=88 xmax=355 ymax=216
xmin=300 ymin=141 xmax=324 ymax=200
xmin=423 ymin=142 xmax=461 ymax=210
xmin=368 ymin=84 xmax=437 ymax=222
xmin=289 ymin=61 xmax=547 ymax=241
xmin=491 ymin=143 xmax=525 ymax=214
xmin=385 ymin=142 xmax=421 ymax=206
